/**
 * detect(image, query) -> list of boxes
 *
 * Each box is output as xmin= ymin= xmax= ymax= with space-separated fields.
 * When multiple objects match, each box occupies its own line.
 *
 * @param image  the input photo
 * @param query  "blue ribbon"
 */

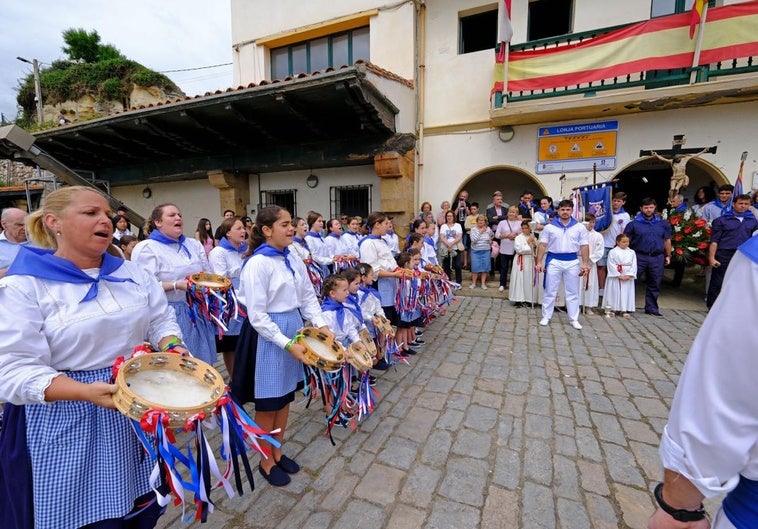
xmin=359 ymin=284 xmax=381 ymax=304
xmin=252 ymin=243 xmax=296 ymax=277
xmin=345 ymin=293 xmax=363 ymax=323
xmin=218 ymin=237 xmax=248 ymax=254
xmin=293 ymin=236 xmax=309 ymax=250
xmin=6 ymin=246 xmax=135 ymax=303
xmin=148 ymin=229 xmax=191 ymax=258
xmin=358 ymin=234 xmax=386 ymax=248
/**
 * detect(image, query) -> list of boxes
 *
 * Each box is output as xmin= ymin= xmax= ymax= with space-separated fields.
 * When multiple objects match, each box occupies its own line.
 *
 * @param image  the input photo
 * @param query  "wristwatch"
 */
xmin=653 ymin=483 xmax=707 ymax=522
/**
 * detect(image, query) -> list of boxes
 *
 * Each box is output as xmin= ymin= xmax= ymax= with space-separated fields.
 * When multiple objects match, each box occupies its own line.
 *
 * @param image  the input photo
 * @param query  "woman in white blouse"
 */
xmin=0 ymin=186 xmax=183 ymax=529
xmin=208 ymin=216 xmax=248 ymax=378
xmin=304 ymin=211 xmax=334 ymax=274
xmin=131 ymin=203 xmax=216 ymax=366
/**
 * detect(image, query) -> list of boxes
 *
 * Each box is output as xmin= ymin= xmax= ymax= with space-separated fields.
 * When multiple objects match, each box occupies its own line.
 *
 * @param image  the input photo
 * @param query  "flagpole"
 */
xmin=689 ymin=3 xmax=709 ymax=84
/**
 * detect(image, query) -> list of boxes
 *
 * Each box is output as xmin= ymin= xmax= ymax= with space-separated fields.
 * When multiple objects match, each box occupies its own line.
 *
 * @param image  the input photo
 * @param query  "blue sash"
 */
xmin=544 ymin=252 xmax=578 ymax=288
xmin=218 ymin=237 xmax=247 ymax=253
xmin=723 ymin=475 xmax=758 ymax=528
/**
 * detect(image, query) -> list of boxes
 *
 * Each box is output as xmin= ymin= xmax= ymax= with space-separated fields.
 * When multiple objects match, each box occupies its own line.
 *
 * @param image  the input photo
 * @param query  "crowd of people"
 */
xmin=0 ymin=181 xmax=756 ymax=528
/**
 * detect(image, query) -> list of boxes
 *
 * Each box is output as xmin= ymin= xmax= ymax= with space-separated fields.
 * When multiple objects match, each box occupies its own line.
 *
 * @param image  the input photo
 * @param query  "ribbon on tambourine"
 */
xmin=114 ymin=346 xmax=280 ymax=521
xmin=186 ymin=278 xmax=246 ymax=338
xmin=305 ymin=258 xmax=325 ymax=301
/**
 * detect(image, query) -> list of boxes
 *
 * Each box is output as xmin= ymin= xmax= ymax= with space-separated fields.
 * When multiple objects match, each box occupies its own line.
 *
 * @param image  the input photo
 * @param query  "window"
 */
xmin=330 ymin=185 xmax=372 ymax=219
xmin=651 ymin=0 xmax=715 ymax=17
xmin=459 ymin=9 xmax=498 ymax=54
xmin=528 ymin=0 xmax=573 ymax=41
xmin=259 ymin=189 xmax=297 ymax=217
xmin=270 ymin=27 xmax=370 ymax=79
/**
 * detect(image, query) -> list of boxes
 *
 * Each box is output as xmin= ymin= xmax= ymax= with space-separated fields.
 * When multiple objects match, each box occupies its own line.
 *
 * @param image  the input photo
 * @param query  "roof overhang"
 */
xmin=32 ymin=64 xmax=406 ymax=185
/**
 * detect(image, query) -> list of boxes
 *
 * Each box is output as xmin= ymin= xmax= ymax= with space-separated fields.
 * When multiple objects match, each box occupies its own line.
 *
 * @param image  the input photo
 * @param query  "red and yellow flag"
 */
xmin=690 ymin=0 xmax=707 ymax=39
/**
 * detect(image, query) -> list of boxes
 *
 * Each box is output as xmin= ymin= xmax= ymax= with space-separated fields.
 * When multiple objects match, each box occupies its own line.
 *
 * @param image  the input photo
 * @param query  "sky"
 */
xmin=0 ymin=0 xmax=234 ymax=122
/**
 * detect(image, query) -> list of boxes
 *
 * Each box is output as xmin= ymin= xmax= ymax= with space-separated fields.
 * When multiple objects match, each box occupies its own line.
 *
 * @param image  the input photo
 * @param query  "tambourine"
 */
xmin=347 ymin=341 xmax=374 ymax=373
xmin=187 ymin=272 xmax=231 ymax=291
xmin=297 ymin=327 xmax=345 ymax=372
xmin=186 ymin=272 xmax=240 ymax=333
xmin=358 ymin=328 xmax=378 ymax=358
xmin=113 ymin=352 xmax=225 ymax=428
xmin=372 ymin=315 xmax=394 ymax=336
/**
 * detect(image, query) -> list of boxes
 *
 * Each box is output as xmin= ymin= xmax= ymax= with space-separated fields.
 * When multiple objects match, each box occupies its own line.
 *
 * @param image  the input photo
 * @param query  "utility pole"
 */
xmin=17 ymin=57 xmax=44 ymax=125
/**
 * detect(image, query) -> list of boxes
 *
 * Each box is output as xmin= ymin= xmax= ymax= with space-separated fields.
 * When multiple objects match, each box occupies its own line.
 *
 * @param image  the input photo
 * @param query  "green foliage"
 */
xmin=15 ymin=28 xmax=181 ymax=123
xmin=62 ymin=28 xmax=102 ymax=63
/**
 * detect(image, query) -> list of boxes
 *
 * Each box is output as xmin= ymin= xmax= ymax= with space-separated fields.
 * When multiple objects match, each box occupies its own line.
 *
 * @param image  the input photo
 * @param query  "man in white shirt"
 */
xmin=535 ymin=200 xmax=590 ymax=330
xmin=0 ymin=207 xmax=29 ymax=275
xmin=649 ymin=235 xmax=758 ymax=528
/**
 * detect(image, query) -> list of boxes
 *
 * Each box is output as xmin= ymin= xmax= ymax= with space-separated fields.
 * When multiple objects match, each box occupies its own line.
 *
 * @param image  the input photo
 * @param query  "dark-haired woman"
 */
xmin=194 ymin=218 xmax=215 ymax=256
xmin=304 ymin=211 xmax=334 ymax=274
xmin=208 ymin=216 xmax=247 ymax=378
xmin=112 ymin=214 xmax=132 ymax=242
xmin=692 ymin=186 xmax=716 ymax=218
xmin=233 ymin=205 xmax=330 ymax=487
xmin=118 ymin=234 xmax=138 ymax=260
xmin=131 ymin=204 xmax=217 ymax=365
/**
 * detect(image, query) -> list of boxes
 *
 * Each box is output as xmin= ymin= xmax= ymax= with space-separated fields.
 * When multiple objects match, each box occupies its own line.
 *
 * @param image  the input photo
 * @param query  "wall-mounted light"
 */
xmin=142 ymin=186 xmax=152 ymax=199
xmin=306 ymin=174 xmax=319 ymax=189
xmin=498 ymin=125 xmax=515 ymax=143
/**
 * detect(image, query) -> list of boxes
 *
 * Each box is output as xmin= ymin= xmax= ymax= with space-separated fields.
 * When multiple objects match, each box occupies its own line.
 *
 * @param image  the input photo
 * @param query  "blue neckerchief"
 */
xmin=713 ymin=198 xmax=733 ymax=216
xmin=252 ymin=243 xmax=296 ymax=277
xmin=327 ymin=233 xmax=341 ymax=239
xmin=321 ymin=297 xmax=346 ymax=329
xmin=613 ymin=207 xmax=626 ymax=214
xmin=424 ymin=236 xmax=435 ymax=247
xmin=293 ymin=236 xmax=309 ymax=250
xmin=218 ymin=237 xmax=248 ymax=254
xmin=359 ymin=284 xmax=381 ymax=304
xmin=306 ymin=231 xmax=323 ymax=240
xmin=7 ymin=246 xmax=135 ymax=303
xmin=550 ymin=216 xmax=578 ymax=230
xmin=347 ymin=232 xmax=361 ymax=239
xmin=345 ymin=293 xmax=363 ymax=323
xmin=541 ymin=207 xmax=555 ymax=218
xmin=674 ymin=204 xmax=687 ymax=212
xmin=387 ymin=230 xmax=395 ymax=236
xmin=148 ymin=229 xmax=190 ymax=258
xmin=358 ymin=234 xmax=386 ymax=248
xmin=634 ymin=212 xmax=661 ymax=224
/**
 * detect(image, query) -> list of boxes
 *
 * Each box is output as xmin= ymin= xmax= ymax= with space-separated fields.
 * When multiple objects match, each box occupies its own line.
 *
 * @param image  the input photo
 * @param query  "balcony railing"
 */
xmin=493 ymin=4 xmax=758 ymax=107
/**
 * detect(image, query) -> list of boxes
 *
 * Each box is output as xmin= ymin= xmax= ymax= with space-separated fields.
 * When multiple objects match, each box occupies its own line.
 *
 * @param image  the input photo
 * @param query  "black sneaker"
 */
xmin=415 ymin=330 xmax=424 ymax=337
xmin=369 ymin=375 xmax=377 ymax=386
xmin=408 ymin=340 xmax=424 ymax=347
xmin=374 ymin=358 xmax=391 ymax=370
xmin=411 ymin=338 xmax=425 ymax=344
xmin=405 ymin=348 xmax=418 ymax=355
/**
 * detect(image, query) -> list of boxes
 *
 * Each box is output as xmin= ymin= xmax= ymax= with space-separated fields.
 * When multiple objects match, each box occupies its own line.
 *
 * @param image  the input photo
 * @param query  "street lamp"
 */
xmin=17 ymin=56 xmax=44 ymax=126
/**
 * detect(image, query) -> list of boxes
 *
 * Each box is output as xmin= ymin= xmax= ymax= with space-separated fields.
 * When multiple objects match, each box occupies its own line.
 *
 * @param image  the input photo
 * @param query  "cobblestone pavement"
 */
xmin=157 ymin=296 xmax=711 ymax=529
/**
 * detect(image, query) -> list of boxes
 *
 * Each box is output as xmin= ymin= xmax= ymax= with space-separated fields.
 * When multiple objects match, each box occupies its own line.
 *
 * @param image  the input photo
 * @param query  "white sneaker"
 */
xmin=469 ymin=284 xmax=476 ymax=289
xmin=498 ymin=286 xmax=504 ymax=292
xmin=481 ymin=284 xmax=488 ymax=290
xmin=539 ymin=318 xmax=549 ymax=326
xmin=570 ymin=320 xmax=583 ymax=330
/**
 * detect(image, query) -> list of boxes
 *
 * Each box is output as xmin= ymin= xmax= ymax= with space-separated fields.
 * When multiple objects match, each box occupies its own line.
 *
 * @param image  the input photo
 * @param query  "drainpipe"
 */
xmin=414 ymin=0 xmax=426 ymax=214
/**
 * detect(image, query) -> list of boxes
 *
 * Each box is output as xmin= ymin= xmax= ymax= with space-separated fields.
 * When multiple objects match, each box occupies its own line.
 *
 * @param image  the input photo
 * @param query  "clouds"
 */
xmin=0 ymin=0 xmax=232 ymax=121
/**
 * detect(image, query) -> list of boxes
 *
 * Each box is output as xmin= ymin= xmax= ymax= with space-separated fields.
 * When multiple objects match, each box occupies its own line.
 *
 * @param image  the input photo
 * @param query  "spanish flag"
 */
xmin=690 ymin=0 xmax=707 ymax=39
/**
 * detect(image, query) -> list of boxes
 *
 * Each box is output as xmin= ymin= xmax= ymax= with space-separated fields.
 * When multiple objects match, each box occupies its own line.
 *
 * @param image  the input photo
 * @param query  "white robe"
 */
xmin=582 ymin=229 xmax=605 ymax=308
xmin=509 ymin=233 xmax=540 ymax=303
xmin=604 ymin=246 xmax=637 ymax=312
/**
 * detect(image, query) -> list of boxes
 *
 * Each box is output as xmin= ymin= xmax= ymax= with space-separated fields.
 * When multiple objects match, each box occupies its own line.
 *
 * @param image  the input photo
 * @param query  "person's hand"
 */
xmin=648 ymin=508 xmax=710 ymax=529
xmin=664 ymin=256 xmax=671 ymax=265
xmin=709 ymin=258 xmax=720 ymax=268
xmin=317 ymin=325 xmax=335 ymax=341
xmin=579 ymin=265 xmax=590 ymax=277
xmin=287 ymin=342 xmax=307 ymax=363
xmin=535 ymin=263 xmax=545 ymax=273
xmin=86 ymin=382 xmax=118 ymax=409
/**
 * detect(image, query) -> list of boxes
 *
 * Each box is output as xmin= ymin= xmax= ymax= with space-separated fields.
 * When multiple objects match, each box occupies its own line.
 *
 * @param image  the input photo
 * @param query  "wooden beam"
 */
xmin=274 ymin=92 xmax=325 ymax=138
xmin=135 ymin=117 xmax=206 ymax=154
xmin=180 ymin=110 xmax=243 ymax=148
xmin=224 ymin=103 xmax=277 ymax=142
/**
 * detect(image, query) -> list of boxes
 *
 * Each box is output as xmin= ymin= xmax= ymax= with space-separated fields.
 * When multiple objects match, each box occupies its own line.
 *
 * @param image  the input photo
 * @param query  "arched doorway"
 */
xmin=612 ymin=156 xmax=727 ymax=211
xmin=454 ymin=166 xmax=547 ymax=209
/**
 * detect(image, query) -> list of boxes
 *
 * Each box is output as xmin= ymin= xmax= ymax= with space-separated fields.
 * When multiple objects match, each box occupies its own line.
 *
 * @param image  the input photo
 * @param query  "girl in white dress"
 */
xmin=582 ymin=214 xmax=606 ymax=312
xmin=304 ymin=211 xmax=333 ymax=274
xmin=509 ymin=220 xmax=539 ymax=306
xmin=604 ymin=233 xmax=637 ymax=317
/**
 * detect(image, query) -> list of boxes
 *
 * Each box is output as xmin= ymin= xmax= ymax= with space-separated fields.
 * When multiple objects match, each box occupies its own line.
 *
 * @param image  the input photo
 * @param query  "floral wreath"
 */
xmin=661 ymin=208 xmax=710 ymax=264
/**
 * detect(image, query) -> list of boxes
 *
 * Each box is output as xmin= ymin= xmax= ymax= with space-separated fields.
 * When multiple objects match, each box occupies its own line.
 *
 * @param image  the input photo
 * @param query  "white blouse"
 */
xmin=359 ymin=237 xmax=397 ymax=277
xmin=208 ymin=246 xmax=244 ymax=280
xmin=304 ymin=234 xmax=333 ymax=267
xmin=322 ymin=308 xmax=361 ymax=347
xmin=239 ymin=251 xmax=326 ymax=350
xmin=131 ymin=237 xmax=209 ymax=303
xmin=0 ymin=261 xmax=180 ymax=405
xmin=341 ymin=232 xmax=362 ymax=258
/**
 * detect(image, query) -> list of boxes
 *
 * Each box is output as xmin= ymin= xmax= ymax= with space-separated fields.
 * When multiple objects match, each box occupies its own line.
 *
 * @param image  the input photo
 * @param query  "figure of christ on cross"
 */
xmin=650 ymin=147 xmax=711 ymax=206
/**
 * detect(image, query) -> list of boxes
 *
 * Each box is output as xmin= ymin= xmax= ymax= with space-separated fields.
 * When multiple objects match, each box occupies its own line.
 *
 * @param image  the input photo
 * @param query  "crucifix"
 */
xmin=640 ymin=135 xmax=717 ymax=206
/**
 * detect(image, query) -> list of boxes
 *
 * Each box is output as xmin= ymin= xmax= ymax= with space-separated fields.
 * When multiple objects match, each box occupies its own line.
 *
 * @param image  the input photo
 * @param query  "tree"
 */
xmin=62 ymin=28 xmax=102 ymax=63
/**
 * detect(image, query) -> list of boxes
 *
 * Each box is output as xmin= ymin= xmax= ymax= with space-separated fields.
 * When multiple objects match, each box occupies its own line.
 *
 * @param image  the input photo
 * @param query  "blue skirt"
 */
xmin=0 ymin=368 xmax=154 ymax=529
xmin=231 ymin=311 xmax=304 ymax=411
xmin=471 ymin=248 xmax=491 ymax=273
xmin=170 ymin=300 xmax=217 ymax=366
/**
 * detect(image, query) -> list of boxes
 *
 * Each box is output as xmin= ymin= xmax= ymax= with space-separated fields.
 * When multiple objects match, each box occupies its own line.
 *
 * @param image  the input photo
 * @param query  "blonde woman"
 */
xmin=468 ymin=214 xmax=492 ymax=289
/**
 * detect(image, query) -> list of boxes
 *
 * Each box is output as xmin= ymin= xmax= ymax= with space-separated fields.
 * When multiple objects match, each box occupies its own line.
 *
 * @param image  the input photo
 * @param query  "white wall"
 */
xmin=420 ymin=100 xmax=757 ymax=213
